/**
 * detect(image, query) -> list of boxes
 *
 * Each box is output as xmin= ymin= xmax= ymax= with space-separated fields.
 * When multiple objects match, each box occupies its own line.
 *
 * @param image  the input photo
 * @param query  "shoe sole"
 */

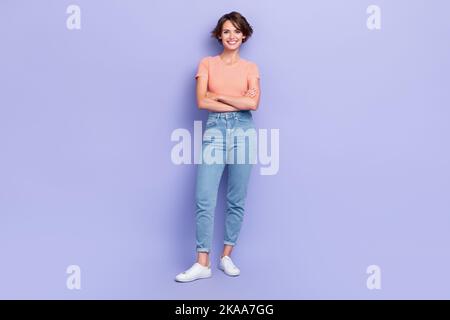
xmin=175 ymin=273 xmax=212 ymax=283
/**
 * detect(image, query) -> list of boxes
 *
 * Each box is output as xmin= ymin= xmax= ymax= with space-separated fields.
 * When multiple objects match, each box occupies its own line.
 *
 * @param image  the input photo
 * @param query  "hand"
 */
xmin=244 ymin=88 xmax=257 ymax=98
xmin=206 ymin=91 xmax=220 ymax=101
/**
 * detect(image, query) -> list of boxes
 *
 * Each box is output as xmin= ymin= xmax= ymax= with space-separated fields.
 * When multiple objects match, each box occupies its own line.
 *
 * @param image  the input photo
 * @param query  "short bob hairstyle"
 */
xmin=211 ymin=11 xmax=253 ymax=44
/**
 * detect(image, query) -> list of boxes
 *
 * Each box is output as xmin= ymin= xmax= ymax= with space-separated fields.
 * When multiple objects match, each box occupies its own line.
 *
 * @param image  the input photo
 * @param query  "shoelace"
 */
xmin=222 ymin=257 xmax=237 ymax=270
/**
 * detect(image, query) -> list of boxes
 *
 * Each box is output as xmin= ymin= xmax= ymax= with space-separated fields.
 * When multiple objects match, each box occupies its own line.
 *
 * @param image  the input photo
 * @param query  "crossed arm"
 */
xmin=196 ymin=76 xmax=260 ymax=112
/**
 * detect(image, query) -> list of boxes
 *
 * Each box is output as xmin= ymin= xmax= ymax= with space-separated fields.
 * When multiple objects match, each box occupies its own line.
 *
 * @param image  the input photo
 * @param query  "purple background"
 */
xmin=1 ymin=0 xmax=449 ymax=299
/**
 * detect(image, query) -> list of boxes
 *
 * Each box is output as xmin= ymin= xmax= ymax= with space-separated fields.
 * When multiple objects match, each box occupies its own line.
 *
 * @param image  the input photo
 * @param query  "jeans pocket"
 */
xmin=238 ymin=117 xmax=251 ymax=123
xmin=237 ymin=116 xmax=254 ymax=127
xmin=205 ymin=118 xmax=217 ymax=128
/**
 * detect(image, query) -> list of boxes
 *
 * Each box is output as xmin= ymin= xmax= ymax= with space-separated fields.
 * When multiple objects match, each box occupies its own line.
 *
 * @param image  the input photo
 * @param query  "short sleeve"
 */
xmin=195 ymin=57 xmax=209 ymax=80
xmin=248 ymin=62 xmax=260 ymax=79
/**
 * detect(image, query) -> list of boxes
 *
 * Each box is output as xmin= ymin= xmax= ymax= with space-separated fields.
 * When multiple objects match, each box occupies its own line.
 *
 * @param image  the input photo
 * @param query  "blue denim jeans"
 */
xmin=195 ymin=110 xmax=256 ymax=253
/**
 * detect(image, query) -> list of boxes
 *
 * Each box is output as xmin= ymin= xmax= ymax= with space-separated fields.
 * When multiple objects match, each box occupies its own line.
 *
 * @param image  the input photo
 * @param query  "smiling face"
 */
xmin=219 ymin=20 xmax=246 ymax=50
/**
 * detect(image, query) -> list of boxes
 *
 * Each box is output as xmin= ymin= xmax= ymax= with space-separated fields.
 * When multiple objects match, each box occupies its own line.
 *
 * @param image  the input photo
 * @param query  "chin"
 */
xmin=224 ymin=44 xmax=241 ymax=50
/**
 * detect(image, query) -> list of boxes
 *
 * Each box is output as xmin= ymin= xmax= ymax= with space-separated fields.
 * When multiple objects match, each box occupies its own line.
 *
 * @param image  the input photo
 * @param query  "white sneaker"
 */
xmin=219 ymin=256 xmax=240 ymax=276
xmin=175 ymin=262 xmax=211 ymax=282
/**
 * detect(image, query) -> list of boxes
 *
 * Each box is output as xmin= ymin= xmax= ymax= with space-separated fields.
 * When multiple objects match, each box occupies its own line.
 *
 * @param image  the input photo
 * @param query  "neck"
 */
xmin=220 ymin=49 xmax=240 ymax=63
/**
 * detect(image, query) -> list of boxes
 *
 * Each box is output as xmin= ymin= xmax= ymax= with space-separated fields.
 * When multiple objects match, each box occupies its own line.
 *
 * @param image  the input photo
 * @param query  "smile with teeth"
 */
xmin=227 ymin=40 xmax=238 ymax=45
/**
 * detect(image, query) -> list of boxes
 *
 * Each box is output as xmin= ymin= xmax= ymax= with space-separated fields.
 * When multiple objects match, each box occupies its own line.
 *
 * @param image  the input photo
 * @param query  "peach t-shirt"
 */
xmin=195 ymin=55 xmax=260 ymax=96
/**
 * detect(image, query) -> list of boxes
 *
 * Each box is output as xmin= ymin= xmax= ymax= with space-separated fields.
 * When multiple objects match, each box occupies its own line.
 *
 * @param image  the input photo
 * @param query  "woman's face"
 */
xmin=220 ymin=20 xmax=245 ymax=50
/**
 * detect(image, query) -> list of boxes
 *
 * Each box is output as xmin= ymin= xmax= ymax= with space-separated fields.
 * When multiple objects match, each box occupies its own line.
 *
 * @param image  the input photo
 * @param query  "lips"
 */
xmin=227 ymin=40 xmax=238 ymax=45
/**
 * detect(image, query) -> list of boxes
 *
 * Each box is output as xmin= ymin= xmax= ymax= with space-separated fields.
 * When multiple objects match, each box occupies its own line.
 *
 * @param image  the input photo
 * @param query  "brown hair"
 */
xmin=211 ymin=11 xmax=253 ymax=44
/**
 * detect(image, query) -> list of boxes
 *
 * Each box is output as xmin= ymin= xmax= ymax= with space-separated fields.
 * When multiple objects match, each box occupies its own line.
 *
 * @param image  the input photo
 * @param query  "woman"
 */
xmin=175 ymin=11 xmax=261 ymax=282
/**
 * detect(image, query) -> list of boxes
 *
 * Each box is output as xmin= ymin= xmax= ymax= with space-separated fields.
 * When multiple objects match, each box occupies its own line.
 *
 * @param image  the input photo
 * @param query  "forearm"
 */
xmin=217 ymin=94 xmax=257 ymax=110
xmin=198 ymin=98 xmax=240 ymax=112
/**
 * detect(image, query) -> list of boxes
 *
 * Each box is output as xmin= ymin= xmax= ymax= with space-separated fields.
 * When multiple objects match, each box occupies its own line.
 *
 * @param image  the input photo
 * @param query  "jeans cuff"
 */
xmin=224 ymin=241 xmax=236 ymax=246
xmin=196 ymin=248 xmax=210 ymax=253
